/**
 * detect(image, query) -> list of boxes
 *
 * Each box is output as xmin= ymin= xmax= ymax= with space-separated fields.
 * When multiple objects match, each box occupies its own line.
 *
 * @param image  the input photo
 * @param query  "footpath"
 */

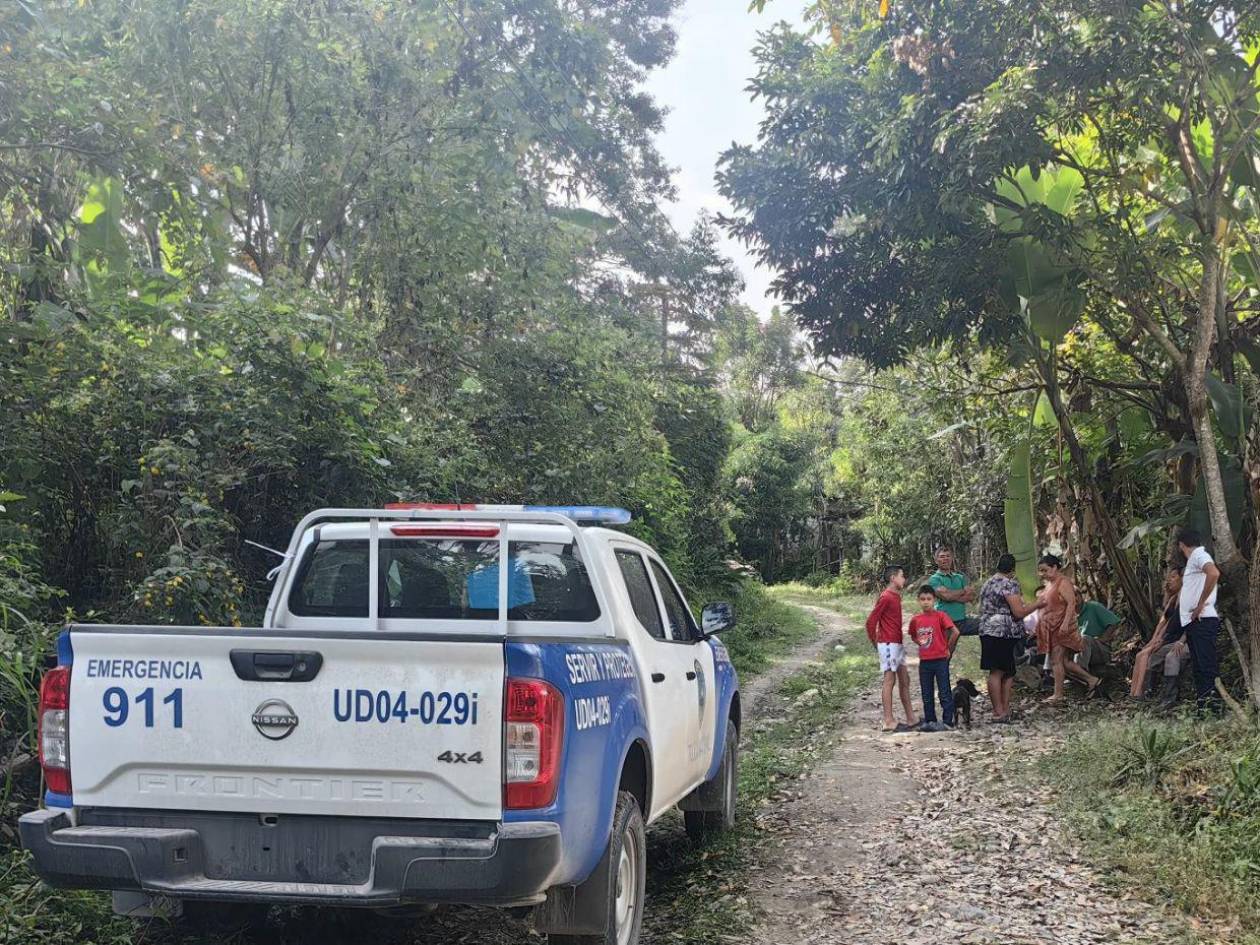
xmin=743 ymin=604 xmax=1197 ymax=945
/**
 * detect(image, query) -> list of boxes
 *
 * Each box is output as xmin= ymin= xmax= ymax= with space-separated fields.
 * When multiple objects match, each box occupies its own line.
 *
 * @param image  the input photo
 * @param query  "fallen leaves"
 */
xmin=743 ymin=609 xmax=1188 ymax=945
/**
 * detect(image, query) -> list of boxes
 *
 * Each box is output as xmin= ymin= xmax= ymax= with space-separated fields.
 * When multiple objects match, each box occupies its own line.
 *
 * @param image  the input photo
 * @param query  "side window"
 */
xmin=650 ymin=559 xmax=698 ymax=642
xmin=289 ymin=540 xmax=369 ymax=617
xmin=615 ymin=550 xmax=665 ymax=640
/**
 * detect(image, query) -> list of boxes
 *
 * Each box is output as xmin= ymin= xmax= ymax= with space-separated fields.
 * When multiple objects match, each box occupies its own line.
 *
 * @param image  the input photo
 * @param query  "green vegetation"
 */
xmin=720 ymin=8 xmax=1260 ymax=931
xmin=1045 ymin=716 xmax=1260 ymax=942
xmin=723 ymin=0 xmax=1260 ymax=684
xmin=0 ymin=1 xmax=835 ymax=938
xmin=719 ymin=580 xmax=819 ymax=676
xmin=8 ymin=0 xmax=1260 ymax=940
xmin=773 ymin=581 xmax=867 ymax=609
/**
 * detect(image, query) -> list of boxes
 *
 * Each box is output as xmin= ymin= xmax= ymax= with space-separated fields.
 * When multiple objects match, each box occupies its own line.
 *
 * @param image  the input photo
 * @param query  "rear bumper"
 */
xmin=19 ymin=808 xmax=562 ymax=907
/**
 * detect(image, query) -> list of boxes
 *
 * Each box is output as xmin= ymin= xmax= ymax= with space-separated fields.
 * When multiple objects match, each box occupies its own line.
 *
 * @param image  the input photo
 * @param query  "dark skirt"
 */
xmin=980 ymin=635 xmax=1018 ymax=677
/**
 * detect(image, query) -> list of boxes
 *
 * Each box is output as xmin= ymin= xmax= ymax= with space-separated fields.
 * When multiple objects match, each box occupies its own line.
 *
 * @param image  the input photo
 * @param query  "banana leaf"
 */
xmin=1189 ymin=455 xmax=1247 ymax=543
xmin=1003 ymin=440 xmax=1038 ymax=595
xmin=1205 ymin=373 xmax=1253 ymax=446
xmin=1033 ymin=391 xmax=1057 ymax=427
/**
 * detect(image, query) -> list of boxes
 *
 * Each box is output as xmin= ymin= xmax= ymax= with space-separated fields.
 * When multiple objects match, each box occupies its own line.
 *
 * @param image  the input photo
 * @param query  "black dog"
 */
xmin=953 ymin=678 xmax=980 ymax=729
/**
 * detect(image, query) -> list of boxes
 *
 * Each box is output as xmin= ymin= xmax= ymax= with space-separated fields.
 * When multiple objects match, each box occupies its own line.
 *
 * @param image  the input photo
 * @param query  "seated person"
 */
xmin=1019 ymin=589 xmax=1054 ymax=691
xmin=1018 ymin=594 xmax=1048 ymax=690
xmin=1130 ymin=566 xmax=1187 ymax=707
xmin=1141 ymin=636 xmax=1190 ymax=709
xmin=1076 ymin=599 xmax=1124 ymax=676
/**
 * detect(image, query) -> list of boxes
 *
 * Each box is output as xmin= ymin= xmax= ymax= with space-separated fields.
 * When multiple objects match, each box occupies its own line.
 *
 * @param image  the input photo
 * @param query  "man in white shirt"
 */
xmin=1176 ymin=529 xmax=1222 ymax=713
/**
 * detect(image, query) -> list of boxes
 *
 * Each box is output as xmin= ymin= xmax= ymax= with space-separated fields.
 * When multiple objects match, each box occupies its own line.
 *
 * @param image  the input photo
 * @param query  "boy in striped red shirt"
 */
xmin=866 ymin=566 xmax=918 ymax=732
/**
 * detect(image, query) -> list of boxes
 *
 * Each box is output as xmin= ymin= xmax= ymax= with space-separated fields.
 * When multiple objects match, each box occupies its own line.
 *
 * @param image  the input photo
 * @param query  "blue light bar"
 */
xmin=522 ymin=505 xmax=632 ymax=525
xmin=383 ymin=502 xmax=632 ymax=525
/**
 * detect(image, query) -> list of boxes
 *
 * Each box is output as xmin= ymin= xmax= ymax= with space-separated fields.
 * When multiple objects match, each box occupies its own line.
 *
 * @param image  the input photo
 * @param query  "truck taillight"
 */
xmin=38 ymin=666 xmax=71 ymax=796
xmin=504 ymin=678 xmax=563 ymax=809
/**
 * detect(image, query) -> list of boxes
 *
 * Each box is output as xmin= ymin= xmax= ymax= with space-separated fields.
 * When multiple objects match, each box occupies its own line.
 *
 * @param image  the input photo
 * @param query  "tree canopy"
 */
xmin=721 ymin=2 xmax=1260 ymax=688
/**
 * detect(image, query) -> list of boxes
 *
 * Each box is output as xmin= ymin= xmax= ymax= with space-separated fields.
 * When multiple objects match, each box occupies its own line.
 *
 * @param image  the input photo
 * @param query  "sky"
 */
xmin=645 ymin=0 xmax=807 ymax=318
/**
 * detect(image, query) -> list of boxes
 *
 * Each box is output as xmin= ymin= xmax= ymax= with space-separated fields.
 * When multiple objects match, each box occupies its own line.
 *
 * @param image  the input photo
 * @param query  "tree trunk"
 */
xmin=1188 ymin=245 xmax=1242 ymax=566
xmin=18 ymin=180 xmax=60 ymax=319
xmin=1036 ymin=347 xmax=1156 ymax=629
xmin=1188 ymin=242 xmax=1253 ymax=692
xmin=1248 ymin=551 xmax=1260 ymax=709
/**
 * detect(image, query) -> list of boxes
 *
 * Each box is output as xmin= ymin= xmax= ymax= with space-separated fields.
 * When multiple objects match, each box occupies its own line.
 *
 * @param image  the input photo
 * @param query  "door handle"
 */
xmin=686 ymin=671 xmax=697 ymax=681
xmin=231 ymin=650 xmax=323 ymax=682
xmin=651 ymin=672 xmax=666 ymax=683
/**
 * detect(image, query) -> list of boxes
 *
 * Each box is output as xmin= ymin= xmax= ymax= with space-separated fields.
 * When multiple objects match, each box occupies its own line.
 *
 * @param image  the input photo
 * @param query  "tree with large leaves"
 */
xmin=721 ymin=2 xmax=1260 ymax=670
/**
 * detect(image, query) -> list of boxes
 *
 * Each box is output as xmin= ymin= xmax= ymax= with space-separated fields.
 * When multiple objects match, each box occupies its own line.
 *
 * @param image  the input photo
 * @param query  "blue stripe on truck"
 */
xmin=704 ymin=636 xmax=738 ymax=782
xmin=56 ymin=629 xmax=73 ymax=667
xmin=502 ymin=640 xmax=649 ymax=887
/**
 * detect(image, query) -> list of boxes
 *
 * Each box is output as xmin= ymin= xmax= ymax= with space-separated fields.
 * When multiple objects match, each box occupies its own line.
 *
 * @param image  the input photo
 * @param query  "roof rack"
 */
xmin=270 ymin=506 xmax=622 ymax=634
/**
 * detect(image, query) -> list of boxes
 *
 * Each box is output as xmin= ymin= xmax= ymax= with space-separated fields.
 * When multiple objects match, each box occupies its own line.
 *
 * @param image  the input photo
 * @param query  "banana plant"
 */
xmin=1003 ymin=438 xmax=1038 ymax=595
xmin=1003 ymin=389 xmax=1050 ymax=596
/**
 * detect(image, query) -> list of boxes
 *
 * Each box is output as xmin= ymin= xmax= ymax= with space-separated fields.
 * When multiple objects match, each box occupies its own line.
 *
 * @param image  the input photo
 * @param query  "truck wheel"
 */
xmin=683 ymin=719 xmax=738 ymax=844
xmin=550 ymin=790 xmax=646 ymax=945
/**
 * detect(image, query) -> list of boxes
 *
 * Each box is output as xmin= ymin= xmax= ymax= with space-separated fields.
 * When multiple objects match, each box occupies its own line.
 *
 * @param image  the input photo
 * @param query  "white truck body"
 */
xmin=22 ymin=506 xmax=741 ymax=945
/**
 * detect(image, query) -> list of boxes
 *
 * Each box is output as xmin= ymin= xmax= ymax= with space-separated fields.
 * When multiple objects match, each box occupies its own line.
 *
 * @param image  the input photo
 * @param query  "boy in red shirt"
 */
xmin=909 ymin=585 xmax=960 ymax=731
xmin=866 ymin=566 xmax=918 ymax=732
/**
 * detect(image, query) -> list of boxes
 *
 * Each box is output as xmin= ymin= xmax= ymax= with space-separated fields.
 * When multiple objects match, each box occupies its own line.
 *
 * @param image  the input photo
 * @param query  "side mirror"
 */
xmin=701 ymin=602 xmax=735 ymax=637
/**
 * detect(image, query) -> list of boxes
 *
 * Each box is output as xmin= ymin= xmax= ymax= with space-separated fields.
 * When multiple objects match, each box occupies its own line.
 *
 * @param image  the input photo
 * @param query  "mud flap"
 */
xmin=533 ymin=842 xmax=612 ymax=936
xmin=677 ymin=761 xmax=726 ymax=812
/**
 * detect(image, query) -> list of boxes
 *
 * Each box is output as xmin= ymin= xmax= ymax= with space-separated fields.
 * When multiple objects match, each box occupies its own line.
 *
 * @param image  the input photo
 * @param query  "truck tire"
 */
xmin=549 ymin=790 xmax=646 ymax=945
xmin=683 ymin=719 xmax=738 ymax=844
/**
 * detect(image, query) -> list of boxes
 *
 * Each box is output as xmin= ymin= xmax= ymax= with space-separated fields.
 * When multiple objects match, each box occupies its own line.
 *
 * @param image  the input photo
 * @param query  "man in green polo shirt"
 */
xmin=928 ymin=547 xmax=978 ymax=636
xmin=1077 ymin=599 xmax=1124 ymax=676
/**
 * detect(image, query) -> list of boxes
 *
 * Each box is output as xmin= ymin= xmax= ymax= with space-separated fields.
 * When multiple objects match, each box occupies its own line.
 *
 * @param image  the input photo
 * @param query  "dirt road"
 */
xmin=743 ymin=604 xmax=1185 ymax=945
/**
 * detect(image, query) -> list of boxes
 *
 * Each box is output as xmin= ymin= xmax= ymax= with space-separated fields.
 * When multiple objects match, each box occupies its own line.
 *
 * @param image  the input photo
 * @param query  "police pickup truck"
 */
xmin=21 ymin=504 xmax=741 ymax=945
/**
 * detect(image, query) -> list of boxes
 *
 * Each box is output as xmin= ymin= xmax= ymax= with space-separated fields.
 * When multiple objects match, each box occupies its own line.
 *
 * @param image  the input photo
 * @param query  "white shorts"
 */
xmin=878 ymin=643 xmax=906 ymax=673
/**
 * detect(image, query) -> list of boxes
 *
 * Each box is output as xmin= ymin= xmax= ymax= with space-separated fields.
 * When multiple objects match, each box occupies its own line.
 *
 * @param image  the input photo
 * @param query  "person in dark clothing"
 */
xmin=1130 ymin=566 xmax=1185 ymax=709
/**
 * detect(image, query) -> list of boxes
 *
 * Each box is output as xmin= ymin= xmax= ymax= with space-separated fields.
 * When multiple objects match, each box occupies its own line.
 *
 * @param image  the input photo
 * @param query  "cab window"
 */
xmin=289 ymin=538 xmax=599 ymax=621
xmin=289 ymin=540 xmax=369 ymax=617
xmin=650 ymin=559 xmax=698 ymax=642
xmin=615 ymin=550 xmax=665 ymax=640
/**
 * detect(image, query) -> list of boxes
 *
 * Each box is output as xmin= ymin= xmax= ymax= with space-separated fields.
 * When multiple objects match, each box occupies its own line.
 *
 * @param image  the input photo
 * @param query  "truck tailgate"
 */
xmin=67 ymin=627 xmax=504 ymax=820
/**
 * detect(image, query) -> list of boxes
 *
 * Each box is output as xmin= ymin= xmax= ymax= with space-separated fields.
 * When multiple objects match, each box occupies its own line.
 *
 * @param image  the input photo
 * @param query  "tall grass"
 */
xmin=1046 ymin=715 xmax=1260 ymax=941
xmin=1 ymin=605 xmax=58 ymax=839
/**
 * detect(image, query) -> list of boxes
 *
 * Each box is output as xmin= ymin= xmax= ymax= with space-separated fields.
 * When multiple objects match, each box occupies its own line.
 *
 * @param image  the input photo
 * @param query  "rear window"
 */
xmin=288 ymin=538 xmax=600 ymax=622
xmin=289 ymin=540 xmax=369 ymax=618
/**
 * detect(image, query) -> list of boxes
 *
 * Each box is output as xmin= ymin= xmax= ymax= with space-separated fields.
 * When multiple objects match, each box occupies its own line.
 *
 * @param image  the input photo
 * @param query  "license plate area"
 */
xmin=80 ymin=809 xmax=496 ymax=885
